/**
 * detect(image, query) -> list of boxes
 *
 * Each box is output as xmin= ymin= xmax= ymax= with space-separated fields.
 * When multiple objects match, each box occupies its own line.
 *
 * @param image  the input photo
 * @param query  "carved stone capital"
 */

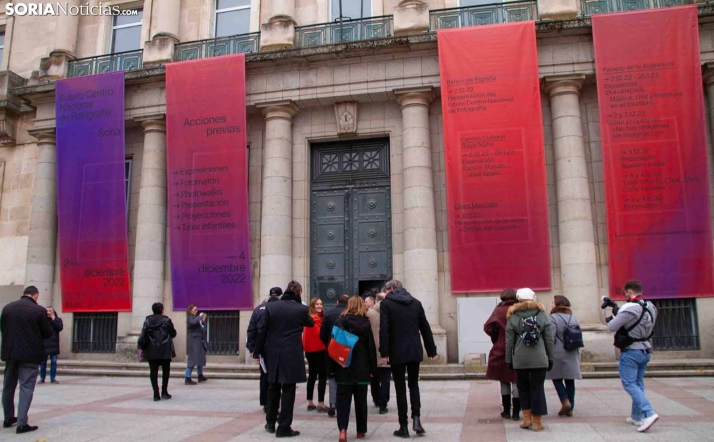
xmin=542 ymin=74 xmax=586 ymax=97
xmin=27 ymin=127 xmax=57 ymax=145
xmin=135 ymin=114 xmax=167 ymax=133
xmin=257 ymin=100 xmax=299 ymax=121
xmin=394 ymin=86 xmax=435 ymax=108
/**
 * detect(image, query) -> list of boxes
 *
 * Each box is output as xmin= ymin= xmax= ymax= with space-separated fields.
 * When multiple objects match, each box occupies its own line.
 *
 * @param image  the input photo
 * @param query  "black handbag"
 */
xmin=614 ymin=301 xmax=653 ymax=350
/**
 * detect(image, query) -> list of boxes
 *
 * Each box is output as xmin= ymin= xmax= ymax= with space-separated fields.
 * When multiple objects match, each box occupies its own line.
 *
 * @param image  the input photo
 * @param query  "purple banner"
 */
xmin=56 ymin=71 xmax=131 ymax=312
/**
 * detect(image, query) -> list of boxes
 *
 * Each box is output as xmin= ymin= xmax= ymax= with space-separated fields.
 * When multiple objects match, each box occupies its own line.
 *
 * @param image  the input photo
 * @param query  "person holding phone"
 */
xmin=185 ymin=305 xmax=208 ymax=385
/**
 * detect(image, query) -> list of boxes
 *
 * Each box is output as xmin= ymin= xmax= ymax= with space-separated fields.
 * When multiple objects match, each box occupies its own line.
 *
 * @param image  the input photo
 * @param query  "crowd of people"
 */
xmin=0 ymin=279 xmax=659 ymax=437
xmin=484 ymin=280 xmax=659 ymax=433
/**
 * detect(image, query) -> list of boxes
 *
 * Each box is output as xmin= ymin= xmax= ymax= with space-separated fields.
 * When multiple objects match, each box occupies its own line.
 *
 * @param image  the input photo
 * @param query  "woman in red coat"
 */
xmin=303 ymin=298 xmax=328 ymax=412
xmin=484 ymin=288 xmax=520 ymax=420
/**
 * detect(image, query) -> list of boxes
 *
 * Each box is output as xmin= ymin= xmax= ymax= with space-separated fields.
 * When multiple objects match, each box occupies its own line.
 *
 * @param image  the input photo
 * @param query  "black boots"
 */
xmin=185 ymin=377 xmax=197 ymax=385
xmin=501 ymin=394 xmax=511 ymax=419
xmin=413 ymin=416 xmax=425 ymax=435
xmin=198 ymin=374 xmax=208 ymax=383
xmin=512 ymin=397 xmax=521 ymax=421
xmin=393 ymin=425 xmax=410 ymax=438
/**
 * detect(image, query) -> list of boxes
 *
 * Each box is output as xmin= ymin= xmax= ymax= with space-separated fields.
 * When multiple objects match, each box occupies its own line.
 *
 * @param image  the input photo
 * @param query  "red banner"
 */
xmin=438 ymin=22 xmax=551 ymax=293
xmin=593 ymin=6 xmax=713 ymax=299
xmin=166 ymin=54 xmax=252 ymax=310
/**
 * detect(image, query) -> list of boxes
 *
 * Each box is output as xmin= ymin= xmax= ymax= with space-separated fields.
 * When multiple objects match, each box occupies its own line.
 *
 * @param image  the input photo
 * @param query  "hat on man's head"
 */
xmin=269 ymin=287 xmax=283 ymax=297
xmin=516 ymin=288 xmax=536 ymax=302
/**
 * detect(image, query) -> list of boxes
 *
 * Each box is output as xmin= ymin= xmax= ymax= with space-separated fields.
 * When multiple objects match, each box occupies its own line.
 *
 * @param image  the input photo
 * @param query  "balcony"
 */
xmin=174 ymin=32 xmax=260 ymax=62
xmin=430 ymin=1 xmax=537 ymax=30
xmin=63 ymin=1 xmax=708 ymax=77
xmin=67 ymin=50 xmax=143 ymax=78
xmin=580 ymin=0 xmax=694 ymax=15
xmin=295 ymin=16 xmax=393 ymax=48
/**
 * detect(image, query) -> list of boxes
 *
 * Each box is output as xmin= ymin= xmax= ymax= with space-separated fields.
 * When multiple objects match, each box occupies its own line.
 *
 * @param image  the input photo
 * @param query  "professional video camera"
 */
xmin=600 ymin=296 xmax=620 ymax=322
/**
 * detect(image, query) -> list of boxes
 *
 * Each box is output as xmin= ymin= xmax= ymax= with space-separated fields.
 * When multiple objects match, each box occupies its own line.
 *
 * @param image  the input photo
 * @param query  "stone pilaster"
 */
xmin=40 ymin=0 xmax=79 ymax=78
xmin=395 ymin=87 xmax=446 ymax=361
xmin=543 ymin=74 xmax=600 ymax=324
xmin=394 ymin=0 xmax=429 ymax=36
xmin=260 ymin=0 xmax=296 ymax=50
xmin=130 ymin=116 xmax=167 ymax=333
xmin=25 ymin=129 xmax=58 ymax=306
xmin=257 ymin=101 xmax=298 ymax=296
xmin=143 ymin=0 xmax=180 ymax=66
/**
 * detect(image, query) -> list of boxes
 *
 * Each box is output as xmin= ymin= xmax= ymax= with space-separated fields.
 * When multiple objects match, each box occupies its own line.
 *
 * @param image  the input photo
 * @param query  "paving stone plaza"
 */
xmin=1 ymin=376 xmax=713 ymax=441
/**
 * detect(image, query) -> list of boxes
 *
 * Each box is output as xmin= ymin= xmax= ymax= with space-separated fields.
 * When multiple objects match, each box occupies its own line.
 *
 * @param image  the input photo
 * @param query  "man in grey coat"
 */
xmin=1 ymin=286 xmax=53 ymax=434
xmin=606 ymin=279 xmax=658 ymax=433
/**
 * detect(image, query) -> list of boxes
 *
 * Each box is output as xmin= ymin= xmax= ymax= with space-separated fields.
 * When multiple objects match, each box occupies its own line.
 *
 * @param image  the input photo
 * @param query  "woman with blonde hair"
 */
xmin=303 ymin=297 xmax=328 ymax=412
xmin=331 ymin=296 xmax=377 ymax=442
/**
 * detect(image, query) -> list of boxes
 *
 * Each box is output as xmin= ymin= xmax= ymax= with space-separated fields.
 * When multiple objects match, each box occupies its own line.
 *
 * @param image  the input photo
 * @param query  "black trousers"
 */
xmin=516 ymin=368 xmax=547 ymax=416
xmin=371 ymin=367 xmax=391 ymax=407
xmin=259 ymin=368 xmax=268 ymax=406
xmin=391 ymin=362 xmax=421 ymax=426
xmin=336 ymin=383 xmax=368 ymax=433
xmin=306 ymin=350 xmax=327 ymax=402
xmin=148 ymin=359 xmax=171 ymax=396
xmin=267 ymin=382 xmax=296 ymax=430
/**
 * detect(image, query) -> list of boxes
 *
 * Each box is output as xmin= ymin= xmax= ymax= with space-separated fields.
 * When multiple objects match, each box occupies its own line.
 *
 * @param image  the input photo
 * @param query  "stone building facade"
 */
xmin=1 ymin=0 xmax=713 ymax=363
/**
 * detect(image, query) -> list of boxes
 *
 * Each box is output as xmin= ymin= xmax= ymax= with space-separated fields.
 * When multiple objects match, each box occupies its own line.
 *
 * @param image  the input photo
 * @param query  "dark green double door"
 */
xmin=310 ymin=139 xmax=392 ymax=306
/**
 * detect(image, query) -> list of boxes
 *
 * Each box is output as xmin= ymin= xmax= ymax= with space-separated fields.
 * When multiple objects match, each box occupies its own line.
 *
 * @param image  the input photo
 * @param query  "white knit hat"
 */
xmin=516 ymin=288 xmax=536 ymax=302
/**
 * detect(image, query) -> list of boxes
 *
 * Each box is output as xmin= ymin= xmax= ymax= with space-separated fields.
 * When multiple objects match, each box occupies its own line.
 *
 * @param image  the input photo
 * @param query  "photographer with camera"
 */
xmin=604 ymin=279 xmax=659 ymax=433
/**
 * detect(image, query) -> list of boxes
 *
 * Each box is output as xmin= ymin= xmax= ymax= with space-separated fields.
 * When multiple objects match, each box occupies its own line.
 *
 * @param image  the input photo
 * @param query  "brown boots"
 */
xmin=520 ymin=410 xmax=544 ymax=431
xmin=519 ymin=410 xmax=532 ymax=429
xmin=531 ymin=415 xmax=544 ymax=431
xmin=559 ymin=400 xmax=573 ymax=417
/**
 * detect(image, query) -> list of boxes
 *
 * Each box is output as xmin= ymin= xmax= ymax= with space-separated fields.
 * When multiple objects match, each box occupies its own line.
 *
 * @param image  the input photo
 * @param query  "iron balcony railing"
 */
xmin=296 ymin=15 xmax=392 ymax=48
xmin=67 ymin=49 xmax=143 ymax=78
xmin=430 ymin=1 xmax=537 ymax=30
xmin=580 ymin=0 xmax=694 ymax=15
xmin=174 ymin=32 xmax=260 ymax=62
xmin=650 ymin=298 xmax=700 ymax=351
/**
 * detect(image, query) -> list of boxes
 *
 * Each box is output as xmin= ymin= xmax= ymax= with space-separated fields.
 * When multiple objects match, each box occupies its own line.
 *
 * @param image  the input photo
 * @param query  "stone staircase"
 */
xmin=1 ymin=359 xmax=713 ymax=380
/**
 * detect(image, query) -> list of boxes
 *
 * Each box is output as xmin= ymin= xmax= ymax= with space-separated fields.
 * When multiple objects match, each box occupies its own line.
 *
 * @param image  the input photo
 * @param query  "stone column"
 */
xmin=260 ymin=0 xmax=296 ymax=51
xmin=25 ymin=129 xmax=58 ymax=306
xmin=257 ymin=101 xmax=298 ymax=296
xmin=543 ymin=74 xmax=600 ymax=324
xmin=143 ymin=0 xmax=180 ymax=66
xmin=130 ymin=116 xmax=168 ymax=332
xmin=395 ymin=87 xmax=446 ymax=360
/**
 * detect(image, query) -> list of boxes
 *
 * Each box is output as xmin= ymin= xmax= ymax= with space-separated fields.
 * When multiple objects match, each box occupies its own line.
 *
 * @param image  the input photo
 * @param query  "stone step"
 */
xmin=2 ymin=359 xmax=712 ymax=380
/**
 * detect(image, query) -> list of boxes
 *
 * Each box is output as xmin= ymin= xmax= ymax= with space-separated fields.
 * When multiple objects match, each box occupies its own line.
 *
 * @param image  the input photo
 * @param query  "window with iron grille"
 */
xmin=205 ymin=311 xmax=239 ymax=355
xmin=650 ymin=298 xmax=699 ymax=351
xmin=72 ymin=313 xmax=118 ymax=353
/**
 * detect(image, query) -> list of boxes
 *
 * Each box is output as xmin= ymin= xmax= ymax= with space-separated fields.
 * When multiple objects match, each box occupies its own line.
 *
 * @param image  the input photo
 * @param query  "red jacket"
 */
xmin=303 ymin=314 xmax=326 ymax=353
xmin=484 ymin=301 xmax=517 ymax=383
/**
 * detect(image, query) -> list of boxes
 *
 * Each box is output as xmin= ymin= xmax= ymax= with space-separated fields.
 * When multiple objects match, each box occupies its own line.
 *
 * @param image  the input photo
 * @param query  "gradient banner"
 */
xmin=438 ymin=22 xmax=551 ymax=293
xmin=56 ymin=71 xmax=131 ymax=312
xmin=593 ymin=6 xmax=713 ymax=299
xmin=166 ymin=54 xmax=252 ymax=310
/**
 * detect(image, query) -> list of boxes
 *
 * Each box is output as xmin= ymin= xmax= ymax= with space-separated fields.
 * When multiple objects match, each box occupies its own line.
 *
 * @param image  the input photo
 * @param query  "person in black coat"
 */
xmin=320 ymin=294 xmax=349 ymax=416
xmin=380 ymin=280 xmax=437 ymax=438
xmin=138 ymin=302 xmax=177 ymax=402
xmin=331 ymin=296 xmax=378 ymax=442
xmin=1 ymin=286 xmax=54 ymax=434
xmin=254 ymin=281 xmax=314 ymax=438
xmin=246 ymin=286 xmax=282 ymax=411
xmin=38 ymin=307 xmax=63 ymax=384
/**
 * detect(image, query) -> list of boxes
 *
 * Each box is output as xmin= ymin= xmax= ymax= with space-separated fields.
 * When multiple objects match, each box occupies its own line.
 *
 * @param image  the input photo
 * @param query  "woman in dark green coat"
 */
xmin=505 ymin=288 xmax=554 ymax=432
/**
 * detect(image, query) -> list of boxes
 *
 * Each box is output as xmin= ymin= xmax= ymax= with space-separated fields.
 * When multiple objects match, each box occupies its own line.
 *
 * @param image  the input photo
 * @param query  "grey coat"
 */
xmin=186 ymin=314 xmax=207 ymax=367
xmin=546 ymin=308 xmax=582 ymax=380
xmin=505 ymin=300 xmax=554 ymax=370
